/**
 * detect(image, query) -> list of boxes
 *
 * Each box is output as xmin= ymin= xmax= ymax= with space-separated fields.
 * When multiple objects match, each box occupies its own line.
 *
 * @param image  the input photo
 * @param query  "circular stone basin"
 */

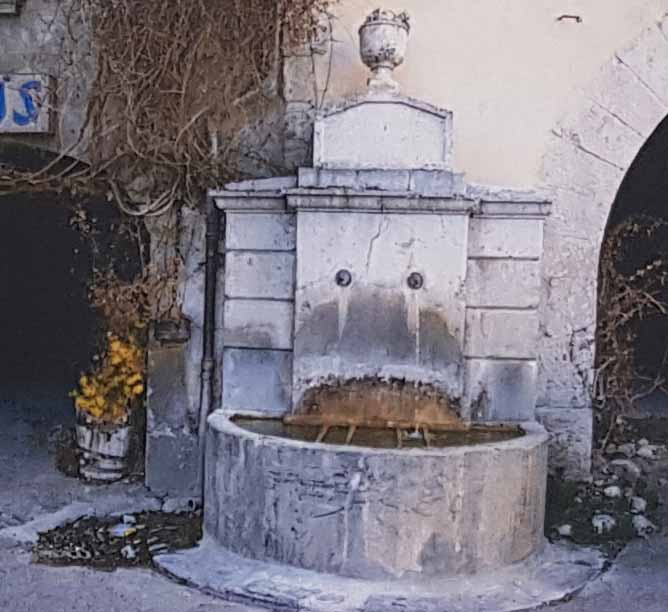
xmin=233 ymin=416 xmax=524 ymax=449
xmin=204 ymin=412 xmax=549 ymax=581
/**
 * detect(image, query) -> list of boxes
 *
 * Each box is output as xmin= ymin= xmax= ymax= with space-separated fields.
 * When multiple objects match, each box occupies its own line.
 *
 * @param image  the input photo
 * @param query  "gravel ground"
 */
xmin=2 ymin=385 xmax=668 ymax=612
xmin=0 ymin=386 xmax=261 ymax=612
xmin=0 ymin=546 xmax=254 ymax=612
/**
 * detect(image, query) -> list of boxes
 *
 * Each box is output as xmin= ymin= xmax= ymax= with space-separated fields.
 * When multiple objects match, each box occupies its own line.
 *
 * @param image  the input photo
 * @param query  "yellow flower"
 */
xmin=72 ymin=333 xmax=146 ymax=424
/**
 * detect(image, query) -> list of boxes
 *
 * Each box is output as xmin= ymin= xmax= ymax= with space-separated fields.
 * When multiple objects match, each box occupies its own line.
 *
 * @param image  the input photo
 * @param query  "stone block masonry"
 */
xmin=213 ymin=90 xmax=551 ymax=460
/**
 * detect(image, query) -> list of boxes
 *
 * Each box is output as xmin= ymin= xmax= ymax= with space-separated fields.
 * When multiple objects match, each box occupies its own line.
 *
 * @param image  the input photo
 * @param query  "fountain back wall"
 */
xmin=207 ymin=9 xmax=551 ymax=581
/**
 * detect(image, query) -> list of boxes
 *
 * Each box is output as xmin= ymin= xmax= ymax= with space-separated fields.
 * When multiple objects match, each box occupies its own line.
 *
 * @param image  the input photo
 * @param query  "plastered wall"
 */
xmin=319 ymin=0 xmax=666 ymax=187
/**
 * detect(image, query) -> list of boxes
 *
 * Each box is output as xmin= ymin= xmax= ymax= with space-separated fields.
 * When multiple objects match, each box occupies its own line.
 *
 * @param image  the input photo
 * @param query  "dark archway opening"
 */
xmin=596 ymin=114 xmax=668 ymax=435
xmin=0 ymin=145 xmax=142 ymax=501
xmin=0 ymin=191 xmax=98 ymax=416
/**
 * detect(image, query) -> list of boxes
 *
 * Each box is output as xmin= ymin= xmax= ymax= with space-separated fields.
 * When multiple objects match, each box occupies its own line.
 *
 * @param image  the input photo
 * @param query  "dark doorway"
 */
xmin=1 ymin=192 xmax=97 ymax=392
xmin=0 ymin=184 xmax=139 ymax=510
xmin=597 ymin=114 xmax=668 ymax=420
xmin=0 ymin=192 xmax=99 ymax=427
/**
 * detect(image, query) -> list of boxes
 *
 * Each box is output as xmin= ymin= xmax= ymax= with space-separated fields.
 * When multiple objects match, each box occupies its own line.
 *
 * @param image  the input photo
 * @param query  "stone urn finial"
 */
xmin=359 ymin=9 xmax=410 ymax=95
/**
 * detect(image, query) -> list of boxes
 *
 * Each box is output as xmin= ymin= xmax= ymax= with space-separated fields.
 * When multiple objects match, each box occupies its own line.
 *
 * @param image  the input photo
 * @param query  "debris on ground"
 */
xmin=632 ymin=514 xmax=657 ymax=537
xmin=546 ymin=416 xmax=667 ymax=556
xmin=32 ymin=510 xmax=201 ymax=569
xmin=592 ymin=514 xmax=617 ymax=535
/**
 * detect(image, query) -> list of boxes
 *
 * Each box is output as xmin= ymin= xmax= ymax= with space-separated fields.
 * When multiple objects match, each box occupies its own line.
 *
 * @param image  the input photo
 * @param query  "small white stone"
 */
xmin=636 ymin=445 xmax=657 ymax=459
xmin=594 ymin=479 xmax=605 ymax=487
xmin=638 ymin=438 xmax=649 ymax=447
xmin=604 ymin=485 xmax=622 ymax=498
xmin=122 ymin=514 xmax=136 ymax=525
xmin=592 ymin=514 xmax=616 ymax=535
xmin=630 ymin=497 xmax=647 ymax=514
xmin=121 ymin=544 xmax=137 ymax=560
xmin=632 ymin=515 xmax=656 ymax=537
xmin=557 ymin=524 xmax=573 ymax=537
xmin=609 ymin=458 xmax=641 ymax=481
xmin=617 ymin=443 xmax=636 ymax=458
xmin=161 ymin=497 xmax=200 ymax=514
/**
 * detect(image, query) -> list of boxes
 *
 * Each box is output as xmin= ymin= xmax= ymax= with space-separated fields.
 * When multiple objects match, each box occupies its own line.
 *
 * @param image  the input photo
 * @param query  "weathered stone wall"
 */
xmin=0 ymin=0 xmax=91 ymax=156
xmin=145 ymin=207 xmax=226 ymax=498
xmin=322 ymin=1 xmax=667 ymax=187
xmin=283 ymin=6 xmax=668 ymax=479
xmin=536 ymin=18 xmax=668 ymax=477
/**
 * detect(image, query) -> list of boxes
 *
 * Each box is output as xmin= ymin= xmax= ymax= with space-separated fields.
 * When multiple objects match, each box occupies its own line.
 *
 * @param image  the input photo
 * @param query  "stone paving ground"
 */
xmin=1 ymin=386 xmax=668 ymax=612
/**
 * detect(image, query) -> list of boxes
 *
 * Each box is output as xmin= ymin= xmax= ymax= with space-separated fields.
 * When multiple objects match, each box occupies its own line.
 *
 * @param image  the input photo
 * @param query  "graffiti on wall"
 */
xmin=0 ymin=74 xmax=52 ymax=133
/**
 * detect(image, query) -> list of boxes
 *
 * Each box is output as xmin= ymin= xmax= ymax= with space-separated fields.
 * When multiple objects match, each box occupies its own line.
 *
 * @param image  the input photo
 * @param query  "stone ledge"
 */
xmin=222 ymin=176 xmax=297 ymax=192
xmin=212 ymin=193 xmax=287 ymax=212
xmin=155 ymin=536 xmax=603 ymax=612
xmin=298 ymin=167 xmax=467 ymax=195
xmin=286 ymin=191 xmax=476 ymax=213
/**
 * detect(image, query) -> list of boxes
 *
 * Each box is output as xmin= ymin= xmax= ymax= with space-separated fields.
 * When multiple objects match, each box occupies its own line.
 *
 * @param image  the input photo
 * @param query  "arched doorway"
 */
xmin=596 ymin=114 xmax=668 ymax=425
xmin=538 ymin=18 xmax=668 ymax=478
xmin=0 ymin=144 xmax=137 ymax=514
xmin=0 ymin=190 xmax=98 ymax=423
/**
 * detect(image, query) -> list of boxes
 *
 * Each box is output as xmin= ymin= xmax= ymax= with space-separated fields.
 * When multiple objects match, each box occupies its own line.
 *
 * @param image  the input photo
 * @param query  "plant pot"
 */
xmin=75 ymin=411 xmax=131 ymax=483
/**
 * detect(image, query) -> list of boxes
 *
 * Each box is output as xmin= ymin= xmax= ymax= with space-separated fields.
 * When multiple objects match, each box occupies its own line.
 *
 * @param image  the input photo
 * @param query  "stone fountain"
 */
xmin=156 ymin=10 xmax=603 ymax=611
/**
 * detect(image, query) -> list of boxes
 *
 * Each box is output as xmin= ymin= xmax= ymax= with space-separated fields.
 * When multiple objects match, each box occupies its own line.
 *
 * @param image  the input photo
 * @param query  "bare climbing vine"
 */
xmin=0 ymin=0 xmax=333 ymax=424
xmin=0 ymin=0 xmax=332 ymax=320
xmin=594 ymin=216 xmax=668 ymax=445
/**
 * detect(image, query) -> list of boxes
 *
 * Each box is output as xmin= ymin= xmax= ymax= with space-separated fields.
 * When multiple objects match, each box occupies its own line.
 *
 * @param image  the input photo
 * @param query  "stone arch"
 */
xmin=0 ymin=140 xmax=88 ymax=174
xmin=537 ymin=15 xmax=668 ymax=478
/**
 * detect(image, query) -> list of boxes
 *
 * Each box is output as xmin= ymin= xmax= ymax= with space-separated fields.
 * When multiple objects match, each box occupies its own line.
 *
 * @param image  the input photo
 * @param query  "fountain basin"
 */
xmin=204 ymin=411 xmax=549 ymax=580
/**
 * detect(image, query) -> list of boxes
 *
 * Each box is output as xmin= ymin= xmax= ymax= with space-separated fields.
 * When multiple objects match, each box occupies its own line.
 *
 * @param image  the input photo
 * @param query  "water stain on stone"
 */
xmin=340 ymin=291 xmax=415 ymax=362
xmin=296 ymin=291 xmax=416 ymax=362
xmin=418 ymin=309 xmax=462 ymax=369
xmin=295 ymin=301 xmax=339 ymax=355
xmin=418 ymin=533 xmax=474 ymax=576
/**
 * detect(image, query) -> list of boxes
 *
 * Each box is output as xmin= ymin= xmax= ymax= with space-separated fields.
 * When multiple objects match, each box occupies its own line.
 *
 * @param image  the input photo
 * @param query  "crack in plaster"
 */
xmin=551 ymin=128 xmax=625 ymax=172
xmin=657 ymin=19 xmax=668 ymax=45
xmin=589 ymin=99 xmax=645 ymax=138
xmin=365 ymin=216 xmax=389 ymax=273
xmin=614 ymin=53 xmax=668 ymax=109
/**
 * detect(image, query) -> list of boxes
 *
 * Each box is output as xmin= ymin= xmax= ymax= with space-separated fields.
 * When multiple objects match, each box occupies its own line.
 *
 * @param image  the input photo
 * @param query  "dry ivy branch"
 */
xmin=595 ymin=216 xmax=668 ymax=446
xmin=1 ymin=0 xmax=333 ymax=327
xmin=3 ymin=0 xmax=332 ymax=205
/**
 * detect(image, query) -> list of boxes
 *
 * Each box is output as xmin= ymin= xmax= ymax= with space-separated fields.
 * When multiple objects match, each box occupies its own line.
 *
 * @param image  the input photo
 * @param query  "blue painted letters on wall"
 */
xmin=0 ymin=77 xmax=47 ymax=131
xmin=12 ymin=80 xmax=41 ymax=126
